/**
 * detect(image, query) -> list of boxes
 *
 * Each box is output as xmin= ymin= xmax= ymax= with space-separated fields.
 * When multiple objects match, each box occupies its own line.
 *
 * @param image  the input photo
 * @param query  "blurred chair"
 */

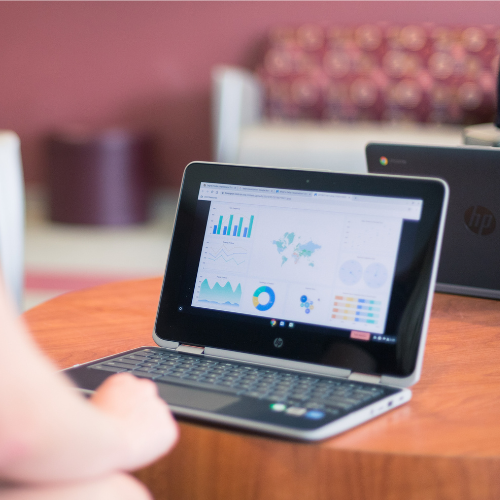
xmin=212 ymin=25 xmax=498 ymax=170
xmin=0 ymin=131 xmax=25 ymax=311
xmin=211 ymin=65 xmax=464 ymax=173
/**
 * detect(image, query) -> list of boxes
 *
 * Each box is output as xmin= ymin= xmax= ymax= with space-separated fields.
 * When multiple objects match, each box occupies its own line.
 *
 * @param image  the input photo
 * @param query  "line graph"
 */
xmin=204 ymin=243 xmax=248 ymax=269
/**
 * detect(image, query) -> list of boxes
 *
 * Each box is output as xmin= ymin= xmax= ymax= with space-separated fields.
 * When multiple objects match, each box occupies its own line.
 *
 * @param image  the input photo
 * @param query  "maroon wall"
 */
xmin=0 ymin=1 xmax=498 ymax=187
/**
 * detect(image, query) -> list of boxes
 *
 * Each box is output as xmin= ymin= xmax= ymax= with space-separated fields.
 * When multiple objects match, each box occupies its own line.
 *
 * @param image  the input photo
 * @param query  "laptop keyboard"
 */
xmin=90 ymin=348 xmax=386 ymax=416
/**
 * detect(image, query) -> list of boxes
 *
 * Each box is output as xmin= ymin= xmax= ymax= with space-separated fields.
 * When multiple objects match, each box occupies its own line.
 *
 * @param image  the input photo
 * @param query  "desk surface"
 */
xmin=24 ymin=278 xmax=500 ymax=500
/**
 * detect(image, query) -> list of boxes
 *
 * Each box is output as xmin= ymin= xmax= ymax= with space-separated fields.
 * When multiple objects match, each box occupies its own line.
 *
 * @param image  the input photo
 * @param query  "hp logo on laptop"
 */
xmin=273 ymin=337 xmax=284 ymax=348
xmin=464 ymin=206 xmax=496 ymax=236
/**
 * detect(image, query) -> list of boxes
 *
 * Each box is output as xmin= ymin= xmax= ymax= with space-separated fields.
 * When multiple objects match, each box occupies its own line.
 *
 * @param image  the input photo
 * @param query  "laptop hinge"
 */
xmin=348 ymin=372 xmax=382 ymax=384
xmin=176 ymin=344 xmax=205 ymax=355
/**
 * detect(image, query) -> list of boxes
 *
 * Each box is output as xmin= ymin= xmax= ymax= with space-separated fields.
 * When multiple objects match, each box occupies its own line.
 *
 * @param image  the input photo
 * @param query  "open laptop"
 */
xmin=66 ymin=162 xmax=448 ymax=441
xmin=366 ymin=143 xmax=500 ymax=299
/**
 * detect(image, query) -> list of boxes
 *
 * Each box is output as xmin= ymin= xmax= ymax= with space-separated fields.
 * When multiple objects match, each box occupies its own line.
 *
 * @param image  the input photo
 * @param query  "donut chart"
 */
xmin=252 ymin=286 xmax=276 ymax=311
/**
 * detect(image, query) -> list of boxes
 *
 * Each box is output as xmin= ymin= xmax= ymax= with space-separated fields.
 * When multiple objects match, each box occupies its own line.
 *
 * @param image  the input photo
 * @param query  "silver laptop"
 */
xmin=66 ymin=162 xmax=448 ymax=441
xmin=367 ymin=143 xmax=500 ymax=299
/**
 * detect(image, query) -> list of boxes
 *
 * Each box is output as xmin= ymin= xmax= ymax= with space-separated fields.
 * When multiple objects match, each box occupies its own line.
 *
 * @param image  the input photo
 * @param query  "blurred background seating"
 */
xmin=213 ymin=24 xmax=498 ymax=172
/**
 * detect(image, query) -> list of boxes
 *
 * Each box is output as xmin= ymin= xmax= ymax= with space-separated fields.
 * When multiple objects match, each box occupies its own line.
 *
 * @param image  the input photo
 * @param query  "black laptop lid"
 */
xmin=366 ymin=143 xmax=500 ymax=298
xmin=155 ymin=162 xmax=447 ymax=380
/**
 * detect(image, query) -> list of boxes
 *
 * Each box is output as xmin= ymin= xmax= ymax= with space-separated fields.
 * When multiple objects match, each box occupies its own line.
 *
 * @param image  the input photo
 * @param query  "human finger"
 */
xmin=91 ymin=373 xmax=179 ymax=470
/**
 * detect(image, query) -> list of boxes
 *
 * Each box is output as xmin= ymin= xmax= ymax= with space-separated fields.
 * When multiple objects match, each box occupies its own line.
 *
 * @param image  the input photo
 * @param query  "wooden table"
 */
xmin=23 ymin=278 xmax=500 ymax=500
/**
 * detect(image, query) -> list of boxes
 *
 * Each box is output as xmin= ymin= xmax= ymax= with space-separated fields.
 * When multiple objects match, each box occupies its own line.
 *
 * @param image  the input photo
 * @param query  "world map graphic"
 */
xmin=272 ymin=232 xmax=321 ymax=267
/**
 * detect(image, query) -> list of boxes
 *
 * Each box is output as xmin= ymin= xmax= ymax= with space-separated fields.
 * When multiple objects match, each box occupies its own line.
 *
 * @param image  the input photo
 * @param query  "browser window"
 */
xmin=192 ymin=182 xmax=422 ymax=338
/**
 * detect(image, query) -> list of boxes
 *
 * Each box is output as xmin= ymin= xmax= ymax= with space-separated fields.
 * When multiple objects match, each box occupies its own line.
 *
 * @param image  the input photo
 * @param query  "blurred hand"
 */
xmin=0 ymin=472 xmax=152 ymax=500
xmin=91 ymin=373 xmax=178 ymax=471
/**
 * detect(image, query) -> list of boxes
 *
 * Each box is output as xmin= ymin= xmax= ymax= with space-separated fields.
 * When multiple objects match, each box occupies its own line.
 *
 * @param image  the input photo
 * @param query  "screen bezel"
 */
xmin=154 ymin=162 xmax=446 ymax=378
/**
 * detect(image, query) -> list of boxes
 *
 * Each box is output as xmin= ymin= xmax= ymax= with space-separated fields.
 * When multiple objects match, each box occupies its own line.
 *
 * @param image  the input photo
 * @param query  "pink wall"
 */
xmin=0 ymin=1 xmax=499 ymax=187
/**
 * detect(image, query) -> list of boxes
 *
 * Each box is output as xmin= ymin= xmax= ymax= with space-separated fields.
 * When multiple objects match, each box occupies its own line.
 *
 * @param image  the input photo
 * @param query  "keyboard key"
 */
xmin=306 ymin=402 xmax=325 ymax=410
xmin=140 ymin=362 xmax=160 ymax=368
xmin=115 ymin=359 xmax=141 ymax=366
xmin=270 ymin=403 xmax=287 ymax=412
xmin=305 ymin=410 xmax=325 ymax=420
xmin=131 ymin=371 xmax=161 ymax=380
xmin=91 ymin=364 xmax=126 ymax=373
xmin=245 ymin=391 xmax=265 ymax=399
xmin=323 ymin=398 xmax=358 ymax=410
xmin=234 ymin=382 xmax=252 ymax=390
xmin=289 ymin=394 xmax=310 ymax=402
xmin=121 ymin=354 xmax=149 ymax=361
xmin=286 ymin=407 xmax=307 ymax=416
xmin=102 ymin=361 xmax=136 ymax=370
xmin=266 ymin=393 xmax=289 ymax=401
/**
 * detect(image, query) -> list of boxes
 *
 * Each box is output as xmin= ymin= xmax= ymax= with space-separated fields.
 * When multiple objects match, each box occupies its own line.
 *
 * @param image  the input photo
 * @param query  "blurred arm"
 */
xmin=0 ymin=272 xmax=178 ymax=485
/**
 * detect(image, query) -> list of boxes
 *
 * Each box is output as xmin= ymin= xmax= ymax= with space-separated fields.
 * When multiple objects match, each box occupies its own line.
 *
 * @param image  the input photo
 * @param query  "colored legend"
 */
xmin=332 ymin=296 xmax=381 ymax=325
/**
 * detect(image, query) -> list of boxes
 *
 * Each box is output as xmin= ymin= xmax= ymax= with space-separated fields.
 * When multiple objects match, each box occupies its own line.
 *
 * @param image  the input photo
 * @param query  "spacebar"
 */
xmin=155 ymin=375 xmax=241 ymax=395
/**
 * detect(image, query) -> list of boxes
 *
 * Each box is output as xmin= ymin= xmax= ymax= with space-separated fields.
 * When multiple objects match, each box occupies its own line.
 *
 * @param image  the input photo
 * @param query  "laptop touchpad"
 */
xmin=157 ymin=383 xmax=240 ymax=411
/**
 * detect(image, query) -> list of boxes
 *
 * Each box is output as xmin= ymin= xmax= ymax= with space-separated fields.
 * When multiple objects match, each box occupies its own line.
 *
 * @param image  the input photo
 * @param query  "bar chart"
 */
xmin=211 ymin=213 xmax=255 ymax=238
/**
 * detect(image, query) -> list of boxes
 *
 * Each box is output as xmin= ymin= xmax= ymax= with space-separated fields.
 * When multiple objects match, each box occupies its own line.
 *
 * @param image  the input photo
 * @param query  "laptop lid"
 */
xmin=366 ymin=143 xmax=500 ymax=299
xmin=154 ymin=162 xmax=448 ymax=387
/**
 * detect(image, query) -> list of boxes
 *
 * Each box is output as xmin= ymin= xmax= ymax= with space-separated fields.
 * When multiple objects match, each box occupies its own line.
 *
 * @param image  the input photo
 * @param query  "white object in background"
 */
xmin=237 ymin=122 xmax=463 ymax=173
xmin=463 ymin=123 xmax=500 ymax=147
xmin=211 ymin=65 xmax=263 ymax=163
xmin=0 ymin=131 xmax=25 ymax=311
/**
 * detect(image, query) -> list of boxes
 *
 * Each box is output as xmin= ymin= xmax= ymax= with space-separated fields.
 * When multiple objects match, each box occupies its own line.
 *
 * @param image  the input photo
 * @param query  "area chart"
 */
xmin=198 ymin=279 xmax=242 ymax=306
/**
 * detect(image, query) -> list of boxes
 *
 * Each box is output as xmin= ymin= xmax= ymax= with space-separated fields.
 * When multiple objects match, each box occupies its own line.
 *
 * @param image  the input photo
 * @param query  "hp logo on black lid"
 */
xmin=464 ymin=206 xmax=496 ymax=236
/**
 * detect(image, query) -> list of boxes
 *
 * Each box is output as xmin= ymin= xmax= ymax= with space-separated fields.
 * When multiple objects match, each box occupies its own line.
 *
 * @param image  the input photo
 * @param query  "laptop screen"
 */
xmin=191 ymin=182 xmax=422 ymax=343
xmin=155 ymin=163 xmax=446 ymax=378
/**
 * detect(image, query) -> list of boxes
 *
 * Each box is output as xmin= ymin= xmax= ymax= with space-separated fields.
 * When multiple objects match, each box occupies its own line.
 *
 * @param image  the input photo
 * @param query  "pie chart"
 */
xmin=252 ymin=286 xmax=276 ymax=311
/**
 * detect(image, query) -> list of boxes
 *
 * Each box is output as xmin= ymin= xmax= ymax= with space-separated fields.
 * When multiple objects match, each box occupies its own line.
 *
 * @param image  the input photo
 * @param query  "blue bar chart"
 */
xmin=212 ymin=213 xmax=254 ymax=238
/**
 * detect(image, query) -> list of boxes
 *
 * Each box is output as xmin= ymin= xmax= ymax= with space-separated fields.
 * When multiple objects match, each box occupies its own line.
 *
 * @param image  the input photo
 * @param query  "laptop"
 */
xmin=366 ymin=143 xmax=500 ymax=299
xmin=66 ymin=162 xmax=448 ymax=441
